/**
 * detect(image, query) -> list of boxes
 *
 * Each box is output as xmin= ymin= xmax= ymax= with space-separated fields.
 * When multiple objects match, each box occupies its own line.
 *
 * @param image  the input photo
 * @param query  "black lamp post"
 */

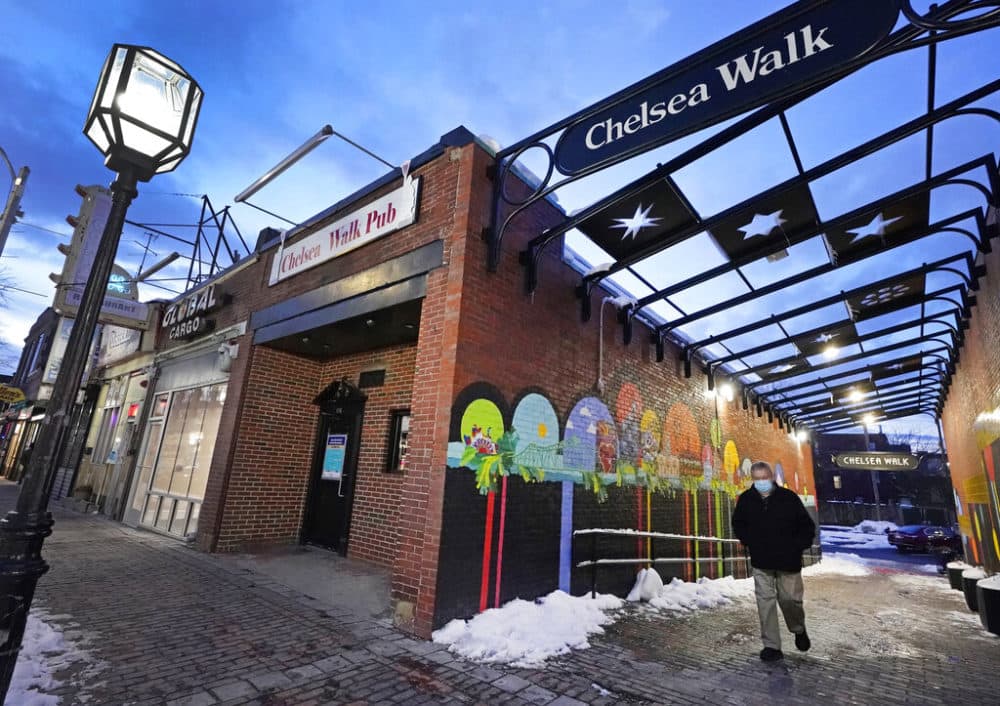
xmin=0 ymin=44 xmax=202 ymax=699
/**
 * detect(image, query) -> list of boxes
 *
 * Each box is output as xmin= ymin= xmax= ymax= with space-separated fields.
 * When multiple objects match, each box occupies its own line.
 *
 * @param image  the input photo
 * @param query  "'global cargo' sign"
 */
xmin=269 ymin=176 xmax=421 ymax=286
xmin=833 ymin=452 xmax=920 ymax=471
xmin=553 ymin=0 xmax=899 ymax=175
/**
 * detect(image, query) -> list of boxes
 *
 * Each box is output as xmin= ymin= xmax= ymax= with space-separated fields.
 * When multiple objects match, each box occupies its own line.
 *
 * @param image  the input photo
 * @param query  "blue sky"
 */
xmin=1 ymin=1 xmax=998 ymax=442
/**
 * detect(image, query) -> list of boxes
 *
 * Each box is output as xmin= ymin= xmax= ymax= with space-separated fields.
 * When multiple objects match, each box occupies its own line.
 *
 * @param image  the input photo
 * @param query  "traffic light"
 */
xmin=50 ymin=184 xmax=112 ymax=298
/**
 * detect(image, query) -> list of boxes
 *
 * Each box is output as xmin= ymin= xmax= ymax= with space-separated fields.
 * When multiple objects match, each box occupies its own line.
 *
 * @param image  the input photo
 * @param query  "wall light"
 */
xmin=719 ymin=383 xmax=735 ymax=402
xmin=822 ymin=345 xmax=840 ymax=360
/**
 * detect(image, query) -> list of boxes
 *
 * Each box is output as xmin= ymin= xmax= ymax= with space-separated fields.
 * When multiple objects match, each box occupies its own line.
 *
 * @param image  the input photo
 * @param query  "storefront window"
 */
xmin=387 ymin=409 xmax=410 ymax=472
xmin=136 ymin=382 xmax=227 ymax=538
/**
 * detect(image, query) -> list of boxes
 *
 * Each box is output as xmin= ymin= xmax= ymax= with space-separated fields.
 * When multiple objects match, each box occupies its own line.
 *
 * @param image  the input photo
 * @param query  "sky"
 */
xmin=1 ymin=0 xmax=998 ymax=441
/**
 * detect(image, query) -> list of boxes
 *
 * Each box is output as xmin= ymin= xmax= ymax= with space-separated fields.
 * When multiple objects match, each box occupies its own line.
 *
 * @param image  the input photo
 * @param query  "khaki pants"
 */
xmin=752 ymin=568 xmax=806 ymax=650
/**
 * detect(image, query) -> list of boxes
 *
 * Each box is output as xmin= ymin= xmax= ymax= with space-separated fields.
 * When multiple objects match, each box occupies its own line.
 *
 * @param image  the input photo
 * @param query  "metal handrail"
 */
xmin=574 ymin=527 xmax=751 ymax=597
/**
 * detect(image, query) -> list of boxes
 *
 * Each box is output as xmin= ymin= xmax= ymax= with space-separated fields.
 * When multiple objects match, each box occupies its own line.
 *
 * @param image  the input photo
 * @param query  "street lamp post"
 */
xmin=0 ymin=44 xmax=202 ymax=699
xmin=862 ymin=414 xmax=881 ymax=522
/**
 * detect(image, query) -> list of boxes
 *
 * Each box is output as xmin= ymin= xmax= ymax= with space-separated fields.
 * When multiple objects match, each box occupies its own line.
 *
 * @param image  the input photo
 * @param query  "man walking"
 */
xmin=732 ymin=460 xmax=816 ymax=662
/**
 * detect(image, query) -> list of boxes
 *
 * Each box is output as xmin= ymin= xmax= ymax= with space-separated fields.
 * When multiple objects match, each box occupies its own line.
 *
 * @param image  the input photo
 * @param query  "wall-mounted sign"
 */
xmin=553 ymin=0 xmax=899 ymax=175
xmin=54 ymin=190 xmax=150 ymax=329
xmin=97 ymin=325 xmax=142 ymax=367
xmin=269 ymin=176 xmax=421 ymax=286
xmin=833 ymin=452 xmax=920 ymax=471
xmin=0 ymin=385 xmax=25 ymax=404
xmin=322 ymin=434 xmax=348 ymax=480
xmin=162 ymin=284 xmax=226 ymax=341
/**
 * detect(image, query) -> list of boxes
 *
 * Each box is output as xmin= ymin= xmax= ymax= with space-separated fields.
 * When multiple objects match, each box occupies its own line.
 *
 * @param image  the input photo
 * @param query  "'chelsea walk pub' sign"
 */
xmin=553 ymin=0 xmax=900 ymax=175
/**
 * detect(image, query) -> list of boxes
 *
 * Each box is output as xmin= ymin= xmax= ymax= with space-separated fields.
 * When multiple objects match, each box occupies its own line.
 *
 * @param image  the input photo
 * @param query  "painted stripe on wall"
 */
xmin=559 ymin=481 xmax=573 ymax=592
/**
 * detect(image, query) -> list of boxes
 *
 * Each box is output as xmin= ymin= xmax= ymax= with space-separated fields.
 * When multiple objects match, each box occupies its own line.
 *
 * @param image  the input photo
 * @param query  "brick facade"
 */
xmin=167 ymin=131 xmax=815 ymax=639
xmin=940 ymin=243 xmax=1000 ymax=572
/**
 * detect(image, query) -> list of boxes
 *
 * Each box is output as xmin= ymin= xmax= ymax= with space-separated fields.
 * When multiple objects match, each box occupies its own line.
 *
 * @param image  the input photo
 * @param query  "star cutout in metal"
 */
xmin=847 ymin=212 xmax=903 ymax=244
xmin=738 ymin=210 xmax=787 ymax=240
xmin=611 ymin=203 xmax=662 ymax=241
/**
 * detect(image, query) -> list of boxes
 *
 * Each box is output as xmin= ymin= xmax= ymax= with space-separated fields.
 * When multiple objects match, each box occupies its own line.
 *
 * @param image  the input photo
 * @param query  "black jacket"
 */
xmin=732 ymin=485 xmax=816 ymax=572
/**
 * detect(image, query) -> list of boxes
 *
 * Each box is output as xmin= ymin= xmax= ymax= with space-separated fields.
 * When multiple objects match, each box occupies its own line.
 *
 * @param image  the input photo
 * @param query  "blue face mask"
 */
xmin=754 ymin=479 xmax=774 ymax=494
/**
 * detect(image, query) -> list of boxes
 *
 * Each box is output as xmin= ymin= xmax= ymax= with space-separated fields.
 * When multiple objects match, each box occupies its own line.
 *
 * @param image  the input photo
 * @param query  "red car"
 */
xmin=887 ymin=525 xmax=962 ymax=553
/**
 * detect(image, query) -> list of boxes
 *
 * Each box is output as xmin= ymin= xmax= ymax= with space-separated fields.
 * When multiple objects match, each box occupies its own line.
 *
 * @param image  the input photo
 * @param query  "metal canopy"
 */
xmin=488 ymin=0 xmax=1000 ymax=434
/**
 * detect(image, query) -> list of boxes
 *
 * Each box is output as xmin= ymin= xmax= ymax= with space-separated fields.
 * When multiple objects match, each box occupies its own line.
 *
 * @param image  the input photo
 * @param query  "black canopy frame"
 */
xmin=486 ymin=0 xmax=1000 ymax=434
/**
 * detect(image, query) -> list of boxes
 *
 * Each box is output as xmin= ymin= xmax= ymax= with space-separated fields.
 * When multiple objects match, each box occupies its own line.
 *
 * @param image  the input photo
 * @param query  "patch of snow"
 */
xmin=592 ymin=682 xmax=615 ymax=697
xmin=10 ymin=611 xmax=93 ymax=706
xmin=431 ymin=590 xmax=624 ymax=668
xmin=853 ymin=520 xmax=897 ymax=534
xmin=962 ymin=567 xmax=987 ymax=579
xmin=648 ymin=575 xmax=754 ymax=612
xmin=978 ymin=574 xmax=1000 ymax=590
xmin=610 ymin=295 xmax=637 ymax=309
xmin=802 ymin=553 xmax=872 ymax=577
xmin=821 ymin=528 xmax=891 ymax=549
xmin=626 ymin=568 xmax=664 ymax=602
xmin=585 ymin=262 xmax=614 ymax=277
xmin=948 ymin=561 xmax=973 ymax=570
xmin=627 ymin=568 xmax=754 ymax=612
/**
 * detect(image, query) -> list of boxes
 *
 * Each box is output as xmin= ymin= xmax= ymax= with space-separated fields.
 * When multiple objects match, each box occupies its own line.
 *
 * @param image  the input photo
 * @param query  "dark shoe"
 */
xmin=795 ymin=630 xmax=811 ymax=652
xmin=760 ymin=647 xmax=784 ymax=662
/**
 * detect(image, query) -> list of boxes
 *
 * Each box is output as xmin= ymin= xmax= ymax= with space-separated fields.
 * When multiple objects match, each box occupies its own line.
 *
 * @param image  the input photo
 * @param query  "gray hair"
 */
xmin=749 ymin=461 xmax=773 ymax=477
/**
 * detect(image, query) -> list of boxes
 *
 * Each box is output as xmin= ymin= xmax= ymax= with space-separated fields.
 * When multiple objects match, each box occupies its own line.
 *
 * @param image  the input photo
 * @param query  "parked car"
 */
xmin=887 ymin=525 xmax=962 ymax=553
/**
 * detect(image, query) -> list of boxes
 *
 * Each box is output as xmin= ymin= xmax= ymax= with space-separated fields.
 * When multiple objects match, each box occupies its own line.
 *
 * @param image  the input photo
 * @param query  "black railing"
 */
xmin=574 ymin=528 xmax=751 ymax=598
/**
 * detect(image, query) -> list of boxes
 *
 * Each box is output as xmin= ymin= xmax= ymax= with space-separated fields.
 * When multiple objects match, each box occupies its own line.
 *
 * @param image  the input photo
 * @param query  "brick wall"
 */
xmin=431 ymin=144 xmax=815 ymax=627
xmin=195 ymin=137 xmax=470 ymax=564
xmin=940 ymin=243 xmax=1000 ymax=572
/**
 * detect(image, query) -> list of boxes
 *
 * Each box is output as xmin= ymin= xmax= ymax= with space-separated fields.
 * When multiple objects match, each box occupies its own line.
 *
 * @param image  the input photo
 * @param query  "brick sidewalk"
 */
xmin=9 ymin=484 xmax=998 ymax=705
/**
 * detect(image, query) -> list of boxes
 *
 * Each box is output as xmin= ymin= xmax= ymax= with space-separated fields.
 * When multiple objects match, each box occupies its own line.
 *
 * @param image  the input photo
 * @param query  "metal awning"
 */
xmin=487 ymin=0 xmax=1000 ymax=434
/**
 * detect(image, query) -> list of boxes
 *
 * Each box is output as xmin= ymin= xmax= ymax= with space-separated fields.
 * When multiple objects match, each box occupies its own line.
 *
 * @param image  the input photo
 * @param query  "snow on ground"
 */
xmin=820 ymin=525 xmax=892 ymax=550
xmin=10 ymin=610 xmax=93 ymax=706
xmin=432 ymin=591 xmax=624 ymax=668
xmin=803 ymin=553 xmax=872 ymax=576
xmin=434 ymin=550 xmax=949 ymax=669
xmin=853 ymin=520 xmax=898 ymax=534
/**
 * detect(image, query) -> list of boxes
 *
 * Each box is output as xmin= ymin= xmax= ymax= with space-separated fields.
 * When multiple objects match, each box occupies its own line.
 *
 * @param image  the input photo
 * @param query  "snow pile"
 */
xmin=626 ymin=568 xmax=754 ymax=612
xmin=802 ymin=553 xmax=872 ymax=576
xmin=947 ymin=561 xmax=973 ymax=570
xmin=432 ymin=590 xmax=624 ymax=668
xmin=10 ymin=612 xmax=90 ymax=706
xmin=821 ymin=527 xmax=891 ymax=550
xmin=649 ymin=576 xmax=754 ymax=612
xmin=626 ymin=567 xmax=663 ymax=602
xmin=977 ymin=574 xmax=1000 ymax=590
xmin=962 ymin=567 xmax=987 ymax=580
xmin=853 ymin=520 xmax=897 ymax=534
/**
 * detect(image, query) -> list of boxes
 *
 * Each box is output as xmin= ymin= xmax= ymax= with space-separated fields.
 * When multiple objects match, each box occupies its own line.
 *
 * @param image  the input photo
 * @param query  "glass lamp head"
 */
xmin=84 ymin=44 xmax=203 ymax=182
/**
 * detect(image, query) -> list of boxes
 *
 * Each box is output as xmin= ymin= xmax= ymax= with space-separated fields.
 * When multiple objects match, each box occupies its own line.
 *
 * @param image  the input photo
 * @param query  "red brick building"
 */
xmin=124 ymin=128 xmax=814 ymax=638
xmin=941 ymin=238 xmax=1000 ymax=573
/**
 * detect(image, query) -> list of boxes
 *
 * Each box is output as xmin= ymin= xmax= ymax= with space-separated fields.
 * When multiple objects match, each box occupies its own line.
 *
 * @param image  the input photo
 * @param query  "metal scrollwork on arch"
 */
xmin=900 ymin=0 xmax=1000 ymax=31
xmin=485 ymin=0 xmax=1000 ymax=276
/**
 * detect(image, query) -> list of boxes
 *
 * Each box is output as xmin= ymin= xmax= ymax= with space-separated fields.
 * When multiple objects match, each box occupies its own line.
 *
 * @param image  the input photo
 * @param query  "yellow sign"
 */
xmin=0 ymin=385 xmax=25 ymax=404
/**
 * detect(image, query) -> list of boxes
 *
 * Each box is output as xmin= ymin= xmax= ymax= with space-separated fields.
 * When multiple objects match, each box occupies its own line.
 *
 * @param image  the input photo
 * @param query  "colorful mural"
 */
xmin=440 ymin=381 xmax=817 ymax=618
xmin=958 ymin=406 xmax=1000 ymax=570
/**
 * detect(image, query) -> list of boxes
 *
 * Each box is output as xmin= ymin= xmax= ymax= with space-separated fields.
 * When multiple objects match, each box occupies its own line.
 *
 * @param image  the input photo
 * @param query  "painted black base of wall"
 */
xmin=434 ymin=468 xmax=748 ymax=629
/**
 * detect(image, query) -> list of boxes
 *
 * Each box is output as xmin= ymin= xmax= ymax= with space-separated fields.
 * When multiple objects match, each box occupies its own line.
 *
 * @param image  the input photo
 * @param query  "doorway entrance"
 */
xmin=302 ymin=378 xmax=366 ymax=554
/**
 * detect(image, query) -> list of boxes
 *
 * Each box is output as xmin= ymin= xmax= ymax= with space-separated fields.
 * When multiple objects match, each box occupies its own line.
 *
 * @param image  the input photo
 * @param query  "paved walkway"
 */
xmin=6 ymin=482 xmax=998 ymax=705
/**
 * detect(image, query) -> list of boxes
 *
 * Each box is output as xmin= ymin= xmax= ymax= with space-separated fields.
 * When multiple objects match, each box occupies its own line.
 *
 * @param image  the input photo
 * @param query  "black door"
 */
xmin=302 ymin=379 xmax=365 ymax=554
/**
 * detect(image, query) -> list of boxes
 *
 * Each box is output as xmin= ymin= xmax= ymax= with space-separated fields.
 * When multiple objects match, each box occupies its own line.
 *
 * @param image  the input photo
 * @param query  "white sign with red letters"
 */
xmin=268 ymin=176 xmax=421 ymax=286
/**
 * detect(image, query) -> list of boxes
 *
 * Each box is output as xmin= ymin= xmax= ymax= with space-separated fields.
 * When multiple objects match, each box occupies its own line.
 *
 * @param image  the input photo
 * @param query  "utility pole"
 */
xmin=863 ymin=422 xmax=881 ymax=521
xmin=0 ymin=159 xmax=29 ymax=260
